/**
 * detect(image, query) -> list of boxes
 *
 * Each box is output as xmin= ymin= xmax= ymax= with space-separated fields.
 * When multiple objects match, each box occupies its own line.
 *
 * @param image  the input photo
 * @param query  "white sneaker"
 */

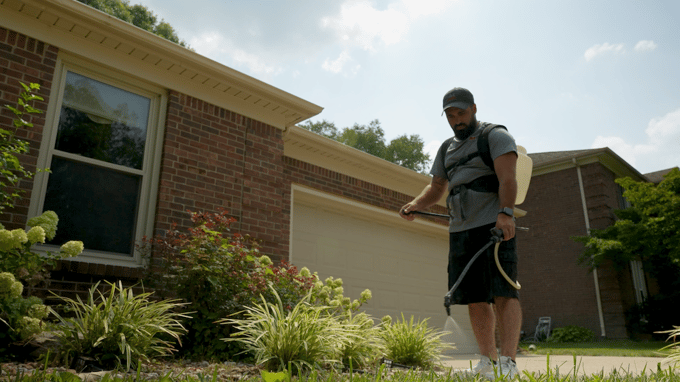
xmin=459 ymin=355 xmax=495 ymax=376
xmin=483 ymin=356 xmax=519 ymax=380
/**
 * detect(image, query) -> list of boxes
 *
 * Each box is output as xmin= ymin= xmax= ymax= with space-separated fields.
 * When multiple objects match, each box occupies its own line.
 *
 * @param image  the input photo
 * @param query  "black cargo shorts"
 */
xmin=447 ymin=223 xmax=519 ymax=305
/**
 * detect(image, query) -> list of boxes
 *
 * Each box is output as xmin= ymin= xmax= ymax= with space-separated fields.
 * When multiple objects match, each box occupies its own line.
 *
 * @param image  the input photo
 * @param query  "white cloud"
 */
xmin=634 ymin=40 xmax=657 ymax=52
xmin=584 ymin=42 xmax=625 ymax=62
xmin=190 ymin=32 xmax=283 ymax=76
xmin=321 ymin=0 xmax=410 ymax=52
xmin=320 ymin=0 xmax=456 ymax=74
xmin=424 ymin=140 xmax=442 ymax=163
xmin=592 ymin=108 xmax=680 ymax=172
xmin=322 ymin=50 xmax=361 ymax=75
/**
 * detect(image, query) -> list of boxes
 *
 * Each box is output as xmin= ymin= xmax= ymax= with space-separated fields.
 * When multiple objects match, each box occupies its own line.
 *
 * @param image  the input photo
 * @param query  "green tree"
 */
xmin=337 ymin=120 xmax=386 ymax=159
xmin=77 ymin=0 xmax=189 ymax=47
xmin=300 ymin=119 xmax=431 ymax=173
xmin=299 ymin=119 xmax=338 ymax=140
xmin=385 ymin=134 xmax=430 ymax=174
xmin=573 ymin=168 xmax=680 ymax=333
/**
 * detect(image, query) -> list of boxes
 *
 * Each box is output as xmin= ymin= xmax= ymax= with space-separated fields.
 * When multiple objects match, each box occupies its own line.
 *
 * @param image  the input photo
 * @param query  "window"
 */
xmin=31 ymin=57 xmax=165 ymax=265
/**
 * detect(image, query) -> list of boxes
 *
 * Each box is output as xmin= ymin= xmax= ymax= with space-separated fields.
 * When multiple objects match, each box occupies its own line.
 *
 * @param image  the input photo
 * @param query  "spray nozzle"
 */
xmin=490 ymin=227 xmax=503 ymax=243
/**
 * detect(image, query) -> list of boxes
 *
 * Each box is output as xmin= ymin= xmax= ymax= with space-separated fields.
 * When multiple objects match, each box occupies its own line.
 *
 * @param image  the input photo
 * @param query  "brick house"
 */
xmin=519 ymin=149 xmax=675 ymax=339
xmin=0 ymin=0 xmax=672 ymax=350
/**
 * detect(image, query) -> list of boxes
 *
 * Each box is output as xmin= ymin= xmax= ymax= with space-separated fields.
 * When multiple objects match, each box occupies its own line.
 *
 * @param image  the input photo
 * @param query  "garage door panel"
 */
xmin=292 ymin=195 xmax=479 ymax=354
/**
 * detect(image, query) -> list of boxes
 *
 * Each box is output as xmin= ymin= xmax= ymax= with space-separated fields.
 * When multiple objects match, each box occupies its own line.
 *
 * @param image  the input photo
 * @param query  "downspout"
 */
xmin=574 ymin=158 xmax=606 ymax=337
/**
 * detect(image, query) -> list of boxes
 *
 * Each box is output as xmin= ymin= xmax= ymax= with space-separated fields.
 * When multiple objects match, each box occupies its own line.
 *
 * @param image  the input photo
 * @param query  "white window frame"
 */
xmin=29 ymin=53 xmax=166 ymax=267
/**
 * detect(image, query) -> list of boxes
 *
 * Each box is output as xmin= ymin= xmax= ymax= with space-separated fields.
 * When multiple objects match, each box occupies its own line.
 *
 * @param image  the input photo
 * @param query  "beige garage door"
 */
xmin=290 ymin=186 xmax=478 ymax=354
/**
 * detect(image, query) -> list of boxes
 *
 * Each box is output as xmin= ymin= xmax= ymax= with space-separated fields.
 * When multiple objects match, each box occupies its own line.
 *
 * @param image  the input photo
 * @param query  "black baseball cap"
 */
xmin=442 ymin=87 xmax=475 ymax=112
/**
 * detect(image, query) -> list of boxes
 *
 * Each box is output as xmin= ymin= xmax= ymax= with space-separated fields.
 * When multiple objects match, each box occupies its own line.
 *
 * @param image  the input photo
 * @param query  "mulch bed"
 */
xmin=0 ymin=360 xmax=262 ymax=381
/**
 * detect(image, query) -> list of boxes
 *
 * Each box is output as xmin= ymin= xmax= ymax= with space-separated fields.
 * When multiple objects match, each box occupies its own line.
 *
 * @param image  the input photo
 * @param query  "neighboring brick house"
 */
xmin=518 ymin=149 xmax=675 ymax=339
xmin=1 ymin=0 xmax=673 ymax=347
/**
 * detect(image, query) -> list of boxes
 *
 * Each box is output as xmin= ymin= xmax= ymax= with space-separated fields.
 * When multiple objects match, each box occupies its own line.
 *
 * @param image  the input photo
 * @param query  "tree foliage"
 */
xmin=300 ymin=119 xmax=431 ymax=173
xmin=573 ymin=168 xmax=680 ymax=290
xmin=77 ymin=0 xmax=189 ymax=47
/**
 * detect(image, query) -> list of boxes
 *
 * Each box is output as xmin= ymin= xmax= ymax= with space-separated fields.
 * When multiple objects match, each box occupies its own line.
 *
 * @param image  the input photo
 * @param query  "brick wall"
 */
xmin=518 ymin=162 xmax=629 ymax=338
xmin=282 ymin=157 xmax=434 ymax=214
xmin=157 ymin=91 xmax=290 ymax=262
xmin=579 ymin=163 xmax=628 ymax=338
xmin=0 ymin=27 xmax=57 ymax=229
xmin=518 ymin=166 xmax=602 ymax=336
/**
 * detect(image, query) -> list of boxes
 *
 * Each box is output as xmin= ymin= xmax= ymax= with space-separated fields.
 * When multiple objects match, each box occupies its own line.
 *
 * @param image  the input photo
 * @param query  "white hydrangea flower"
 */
xmin=258 ymin=255 xmax=272 ymax=266
xmin=0 ymin=230 xmax=14 ymax=251
xmin=18 ymin=316 xmax=42 ymax=339
xmin=26 ymin=211 xmax=58 ymax=240
xmin=60 ymin=240 xmax=84 ymax=257
xmin=27 ymin=226 xmax=46 ymax=244
xmin=298 ymin=267 xmax=311 ymax=278
xmin=0 ymin=272 xmax=17 ymax=298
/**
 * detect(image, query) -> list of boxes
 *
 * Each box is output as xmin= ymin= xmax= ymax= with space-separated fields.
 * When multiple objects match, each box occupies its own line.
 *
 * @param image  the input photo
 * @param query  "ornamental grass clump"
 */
xmin=337 ymin=311 xmax=384 ymax=370
xmin=660 ymin=325 xmax=680 ymax=365
xmin=50 ymin=281 xmax=189 ymax=371
xmin=379 ymin=314 xmax=448 ymax=369
xmin=219 ymin=288 xmax=361 ymax=374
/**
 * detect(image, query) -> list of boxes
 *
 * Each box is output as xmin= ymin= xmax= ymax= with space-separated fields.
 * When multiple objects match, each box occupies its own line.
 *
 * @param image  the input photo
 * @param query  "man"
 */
xmin=399 ymin=87 xmax=521 ymax=379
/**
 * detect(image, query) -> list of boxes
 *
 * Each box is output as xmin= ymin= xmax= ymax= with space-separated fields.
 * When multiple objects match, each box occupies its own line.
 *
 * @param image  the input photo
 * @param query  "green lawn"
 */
xmin=519 ymin=339 xmax=672 ymax=357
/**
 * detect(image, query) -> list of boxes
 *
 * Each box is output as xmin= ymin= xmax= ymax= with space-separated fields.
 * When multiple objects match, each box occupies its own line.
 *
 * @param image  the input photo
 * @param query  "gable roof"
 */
xmin=529 ymin=147 xmax=647 ymax=181
xmin=644 ymin=167 xmax=678 ymax=184
xmin=0 ymin=0 xmax=322 ymax=129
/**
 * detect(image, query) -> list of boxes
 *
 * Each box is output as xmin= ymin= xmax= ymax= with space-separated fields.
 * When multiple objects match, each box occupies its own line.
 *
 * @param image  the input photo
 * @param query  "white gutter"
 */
xmin=574 ymin=158 xmax=606 ymax=337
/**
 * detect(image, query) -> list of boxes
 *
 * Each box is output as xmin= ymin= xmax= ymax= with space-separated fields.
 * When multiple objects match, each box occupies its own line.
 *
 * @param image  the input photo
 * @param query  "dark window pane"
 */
xmin=43 ymin=157 xmax=141 ymax=256
xmin=55 ymin=106 xmax=146 ymax=169
xmin=57 ymin=71 xmax=149 ymax=170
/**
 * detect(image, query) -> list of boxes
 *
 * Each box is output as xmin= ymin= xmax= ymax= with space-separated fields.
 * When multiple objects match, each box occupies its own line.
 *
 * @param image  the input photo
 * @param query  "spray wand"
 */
xmin=403 ymin=210 xmax=524 ymax=315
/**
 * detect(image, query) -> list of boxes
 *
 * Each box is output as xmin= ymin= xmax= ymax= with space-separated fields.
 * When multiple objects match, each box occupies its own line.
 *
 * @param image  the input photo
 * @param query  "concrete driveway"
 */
xmin=441 ymin=354 xmax=677 ymax=377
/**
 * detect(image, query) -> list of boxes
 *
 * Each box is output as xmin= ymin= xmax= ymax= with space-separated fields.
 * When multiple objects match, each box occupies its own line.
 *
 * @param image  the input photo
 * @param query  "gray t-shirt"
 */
xmin=430 ymin=122 xmax=517 ymax=233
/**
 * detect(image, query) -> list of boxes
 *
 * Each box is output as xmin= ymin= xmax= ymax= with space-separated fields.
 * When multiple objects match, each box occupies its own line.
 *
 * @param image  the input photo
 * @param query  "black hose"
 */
xmin=443 ymin=228 xmax=503 ymax=315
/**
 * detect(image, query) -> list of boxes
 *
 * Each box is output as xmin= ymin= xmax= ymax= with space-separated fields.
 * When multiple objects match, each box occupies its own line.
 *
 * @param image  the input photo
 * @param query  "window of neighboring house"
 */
xmin=31 ymin=58 xmax=165 ymax=265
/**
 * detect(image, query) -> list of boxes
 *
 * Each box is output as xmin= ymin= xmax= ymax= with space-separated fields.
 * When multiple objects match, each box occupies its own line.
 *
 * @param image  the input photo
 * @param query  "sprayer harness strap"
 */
xmin=440 ymin=123 xmax=507 ymax=179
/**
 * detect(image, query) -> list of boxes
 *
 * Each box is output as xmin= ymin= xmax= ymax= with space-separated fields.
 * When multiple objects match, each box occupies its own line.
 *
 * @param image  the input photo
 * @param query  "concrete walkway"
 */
xmin=441 ymin=354 xmax=677 ymax=377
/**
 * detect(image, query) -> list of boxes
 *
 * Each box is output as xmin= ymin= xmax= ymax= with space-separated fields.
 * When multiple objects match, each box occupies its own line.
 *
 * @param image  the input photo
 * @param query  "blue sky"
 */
xmin=133 ymin=0 xmax=679 ymax=175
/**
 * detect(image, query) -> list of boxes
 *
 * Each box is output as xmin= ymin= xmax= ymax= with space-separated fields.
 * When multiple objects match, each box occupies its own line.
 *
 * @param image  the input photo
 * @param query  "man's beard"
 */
xmin=453 ymin=115 xmax=478 ymax=140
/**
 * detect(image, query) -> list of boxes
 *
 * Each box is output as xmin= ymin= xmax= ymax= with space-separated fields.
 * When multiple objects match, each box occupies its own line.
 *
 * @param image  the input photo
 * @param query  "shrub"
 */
xmin=1 ymin=82 xmax=44 ymax=212
xmin=0 ymin=210 xmax=83 ymax=361
xmin=50 ymin=281 xmax=189 ymax=371
xmin=546 ymin=325 xmax=596 ymax=343
xmin=219 ymin=287 xmax=361 ymax=374
xmin=379 ymin=314 xmax=448 ymax=369
xmin=0 ymin=272 xmax=50 ymax=360
xmin=1 ymin=211 xmax=84 ymax=291
xmin=139 ymin=209 xmax=317 ymax=360
xmin=336 ymin=311 xmax=383 ymax=370
xmin=626 ymin=292 xmax=680 ymax=339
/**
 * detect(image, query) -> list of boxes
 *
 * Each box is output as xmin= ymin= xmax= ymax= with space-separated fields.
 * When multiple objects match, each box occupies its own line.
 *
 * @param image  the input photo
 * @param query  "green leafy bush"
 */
xmin=379 ymin=314 xmax=448 ymax=369
xmin=139 ymin=209 xmax=318 ymax=360
xmin=0 ymin=272 xmax=50 ymax=359
xmin=546 ymin=325 xmax=596 ymax=343
xmin=50 ymin=281 xmax=189 ymax=371
xmin=0 ymin=210 xmax=83 ymax=361
xmin=1 ymin=82 xmax=44 ymax=212
xmin=1 ymin=211 xmax=84 ymax=291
